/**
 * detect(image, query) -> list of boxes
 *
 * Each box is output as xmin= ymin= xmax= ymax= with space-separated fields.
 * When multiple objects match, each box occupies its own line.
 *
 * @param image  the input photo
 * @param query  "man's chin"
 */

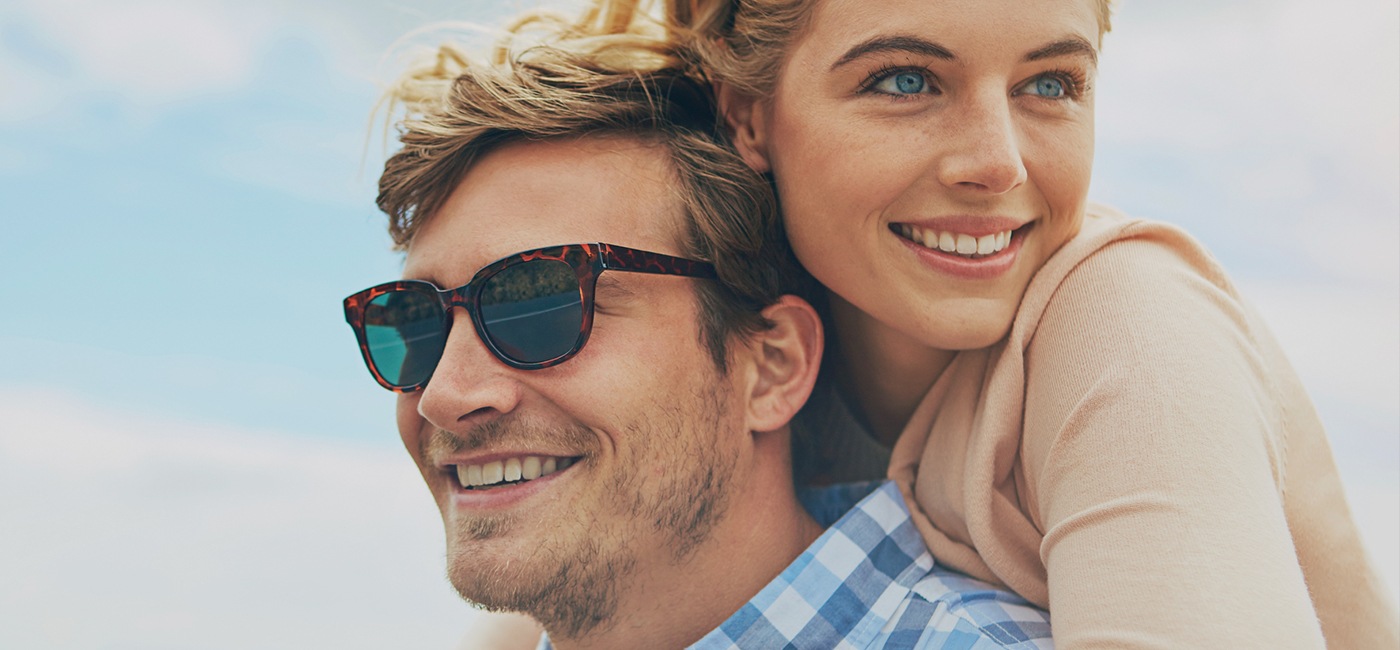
xmin=447 ymin=536 xmax=632 ymax=640
xmin=444 ymin=509 xmax=516 ymax=543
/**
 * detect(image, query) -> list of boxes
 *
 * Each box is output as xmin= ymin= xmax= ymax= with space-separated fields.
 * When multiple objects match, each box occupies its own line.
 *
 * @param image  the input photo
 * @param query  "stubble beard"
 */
xmin=437 ymin=380 xmax=739 ymax=640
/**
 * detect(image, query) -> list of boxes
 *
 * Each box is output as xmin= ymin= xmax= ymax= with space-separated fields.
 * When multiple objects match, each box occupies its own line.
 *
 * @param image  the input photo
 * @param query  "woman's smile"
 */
xmin=890 ymin=218 xmax=1035 ymax=281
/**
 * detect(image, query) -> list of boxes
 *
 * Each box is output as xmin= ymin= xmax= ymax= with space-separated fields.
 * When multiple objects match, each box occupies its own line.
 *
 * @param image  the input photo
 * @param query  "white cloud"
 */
xmin=1285 ymin=200 xmax=1400 ymax=286
xmin=17 ymin=0 xmax=270 ymax=107
xmin=0 ymin=49 xmax=52 ymax=124
xmin=1100 ymin=0 xmax=1399 ymax=163
xmin=0 ymin=388 xmax=484 ymax=649
xmin=0 ymin=0 xmax=553 ymax=120
xmin=1095 ymin=0 xmax=1400 ymax=285
xmin=0 ymin=0 xmax=280 ymax=126
xmin=1242 ymin=279 xmax=1399 ymax=440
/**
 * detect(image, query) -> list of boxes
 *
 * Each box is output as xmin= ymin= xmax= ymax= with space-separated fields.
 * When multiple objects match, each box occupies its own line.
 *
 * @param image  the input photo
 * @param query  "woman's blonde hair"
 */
xmin=560 ymin=0 xmax=1116 ymax=99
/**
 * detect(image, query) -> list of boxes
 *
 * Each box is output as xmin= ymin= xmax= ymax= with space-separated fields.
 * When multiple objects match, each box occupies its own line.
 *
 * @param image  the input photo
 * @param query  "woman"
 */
xmin=662 ymin=0 xmax=1398 ymax=647
xmin=445 ymin=0 xmax=1398 ymax=647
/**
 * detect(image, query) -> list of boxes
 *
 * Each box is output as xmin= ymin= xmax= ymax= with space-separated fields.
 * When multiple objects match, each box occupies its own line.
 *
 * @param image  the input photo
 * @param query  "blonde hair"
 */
xmin=375 ymin=18 xmax=811 ymax=369
xmin=565 ymin=0 xmax=1116 ymax=98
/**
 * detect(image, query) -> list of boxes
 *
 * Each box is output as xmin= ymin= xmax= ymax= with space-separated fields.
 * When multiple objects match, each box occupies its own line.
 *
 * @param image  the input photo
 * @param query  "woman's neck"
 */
xmin=828 ymin=293 xmax=955 ymax=447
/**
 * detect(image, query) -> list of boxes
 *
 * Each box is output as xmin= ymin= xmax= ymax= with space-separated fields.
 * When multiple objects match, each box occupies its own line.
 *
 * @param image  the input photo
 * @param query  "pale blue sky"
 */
xmin=1 ymin=0 xmax=1396 ymax=647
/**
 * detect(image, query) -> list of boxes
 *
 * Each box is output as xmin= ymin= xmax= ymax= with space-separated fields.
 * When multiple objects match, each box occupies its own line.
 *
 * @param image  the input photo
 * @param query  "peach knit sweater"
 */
xmin=883 ymin=205 xmax=1397 ymax=649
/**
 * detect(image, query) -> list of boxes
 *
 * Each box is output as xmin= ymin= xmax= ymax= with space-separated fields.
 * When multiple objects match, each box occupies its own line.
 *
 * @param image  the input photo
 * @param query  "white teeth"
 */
xmin=921 ymin=229 xmax=939 ymax=249
xmin=897 ymin=224 xmax=1016 ymax=258
xmin=482 ymin=461 xmax=504 ymax=485
xmin=456 ymin=455 xmax=571 ymax=489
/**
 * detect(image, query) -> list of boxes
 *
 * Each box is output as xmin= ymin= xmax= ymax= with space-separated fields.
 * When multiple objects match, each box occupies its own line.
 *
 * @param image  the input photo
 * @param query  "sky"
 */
xmin=0 ymin=0 xmax=1396 ymax=647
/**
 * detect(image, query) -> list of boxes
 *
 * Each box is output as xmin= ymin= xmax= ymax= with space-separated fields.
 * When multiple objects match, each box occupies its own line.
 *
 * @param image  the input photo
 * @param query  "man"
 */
xmin=342 ymin=41 xmax=1052 ymax=649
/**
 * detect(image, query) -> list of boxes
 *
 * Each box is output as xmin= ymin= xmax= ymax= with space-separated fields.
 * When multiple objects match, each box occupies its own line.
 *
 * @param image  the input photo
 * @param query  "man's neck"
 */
xmin=548 ymin=440 xmax=823 ymax=650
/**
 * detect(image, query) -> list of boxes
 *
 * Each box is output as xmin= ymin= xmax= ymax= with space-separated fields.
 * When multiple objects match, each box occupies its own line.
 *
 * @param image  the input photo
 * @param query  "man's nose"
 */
xmin=933 ymin=93 xmax=1028 ymax=195
xmin=415 ymin=312 xmax=524 ymax=431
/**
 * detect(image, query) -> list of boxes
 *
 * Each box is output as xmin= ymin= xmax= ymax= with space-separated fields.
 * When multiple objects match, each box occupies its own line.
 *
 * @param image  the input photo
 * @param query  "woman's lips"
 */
xmin=892 ymin=221 xmax=1033 ymax=280
xmin=894 ymin=222 xmax=1016 ymax=257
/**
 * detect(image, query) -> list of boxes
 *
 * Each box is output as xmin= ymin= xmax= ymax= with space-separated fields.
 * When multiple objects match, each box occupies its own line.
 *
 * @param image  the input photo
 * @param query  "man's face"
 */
xmin=396 ymin=137 xmax=748 ymax=637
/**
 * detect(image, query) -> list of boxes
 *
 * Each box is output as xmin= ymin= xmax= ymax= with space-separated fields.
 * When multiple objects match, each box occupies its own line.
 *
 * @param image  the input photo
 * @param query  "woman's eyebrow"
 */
xmin=1023 ymin=37 xmax=1098 ymax=66
xmin=830 ymin=34 xmax=1099 ymax=71
xmin=831 ymin=35 xmax=955 ymax=70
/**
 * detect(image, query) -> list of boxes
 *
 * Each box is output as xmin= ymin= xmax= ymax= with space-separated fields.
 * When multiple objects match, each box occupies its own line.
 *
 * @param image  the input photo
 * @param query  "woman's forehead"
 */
xmin=796 ymin=0 xmax=1102 ymax=59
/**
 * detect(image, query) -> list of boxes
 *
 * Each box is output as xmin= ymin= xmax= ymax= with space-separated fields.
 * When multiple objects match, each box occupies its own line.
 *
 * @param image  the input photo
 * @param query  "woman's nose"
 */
xmin=934 ymin=96 xmax=1028 ymax=195
xmin=414 ymin=312 xmax=525 ymax=431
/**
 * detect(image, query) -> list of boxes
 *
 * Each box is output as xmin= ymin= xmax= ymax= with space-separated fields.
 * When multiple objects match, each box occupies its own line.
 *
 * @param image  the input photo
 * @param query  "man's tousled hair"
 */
xmin=376 ymin=19 xmax=809 ymax=369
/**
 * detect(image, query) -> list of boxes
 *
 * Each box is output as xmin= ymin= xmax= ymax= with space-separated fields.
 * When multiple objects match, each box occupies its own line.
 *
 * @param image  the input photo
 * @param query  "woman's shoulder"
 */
xmin=1007 ymin=203 xmax=1280 ymax=417
xmin=1013 ymin=203 xmax=1248 ymax=345
xmin=1011 ymin=203 xmax=1292 ymax=489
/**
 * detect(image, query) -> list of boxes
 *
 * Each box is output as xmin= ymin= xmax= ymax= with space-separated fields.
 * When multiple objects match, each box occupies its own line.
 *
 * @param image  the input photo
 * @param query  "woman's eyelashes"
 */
xmin=1013 ymin=70 xmax=1088 ymax=100
xmin=859 ymin=66 xmax=1089 ymax=102
xmin=860 ymin=66 xmax=937 ymax=98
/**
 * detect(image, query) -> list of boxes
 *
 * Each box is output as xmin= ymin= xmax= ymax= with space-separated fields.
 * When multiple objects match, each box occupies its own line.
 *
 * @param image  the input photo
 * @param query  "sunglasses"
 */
xmin=343 ymin=243 xmax=718 ymax=392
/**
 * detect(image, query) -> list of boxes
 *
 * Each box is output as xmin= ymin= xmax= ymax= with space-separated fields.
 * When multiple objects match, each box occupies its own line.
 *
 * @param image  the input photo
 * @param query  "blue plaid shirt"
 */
xmin=539 ymin=480 xmax=1052 ymax=649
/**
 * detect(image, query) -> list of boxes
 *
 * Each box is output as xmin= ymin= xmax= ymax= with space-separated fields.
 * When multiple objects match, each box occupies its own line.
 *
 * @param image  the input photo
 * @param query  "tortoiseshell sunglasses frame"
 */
xmin=343 ymin=243 xmax=718 ymax=393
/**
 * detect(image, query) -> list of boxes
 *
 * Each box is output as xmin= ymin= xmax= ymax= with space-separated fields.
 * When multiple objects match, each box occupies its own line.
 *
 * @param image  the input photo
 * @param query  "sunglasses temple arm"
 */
xmin=599 ymin=245 xmax=718 ymax=279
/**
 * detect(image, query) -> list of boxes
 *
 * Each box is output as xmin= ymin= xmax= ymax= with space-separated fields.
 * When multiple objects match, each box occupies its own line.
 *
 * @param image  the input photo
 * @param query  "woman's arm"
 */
xmin=1021 ymin=235 xmax=1325 ymax=648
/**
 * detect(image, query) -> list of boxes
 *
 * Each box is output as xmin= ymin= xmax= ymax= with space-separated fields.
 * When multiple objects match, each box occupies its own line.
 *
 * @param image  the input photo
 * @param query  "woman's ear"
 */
xmin=740 ymin=295 xmax=823 ymax=434
xmin=716 ymin=82 xmax=773 ymax=174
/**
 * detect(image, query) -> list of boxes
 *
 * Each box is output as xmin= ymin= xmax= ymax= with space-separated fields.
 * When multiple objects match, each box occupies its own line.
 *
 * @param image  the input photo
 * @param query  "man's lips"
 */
xmin=439 ymin=452 xmax=583 ymax=491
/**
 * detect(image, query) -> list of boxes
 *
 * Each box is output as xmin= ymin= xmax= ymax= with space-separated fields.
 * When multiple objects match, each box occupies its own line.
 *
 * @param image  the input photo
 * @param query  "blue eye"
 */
xmin=1023 ymin=75 xmax=1066 ymax=98
xmin=873 ymin=71 xmax=929 ymax=95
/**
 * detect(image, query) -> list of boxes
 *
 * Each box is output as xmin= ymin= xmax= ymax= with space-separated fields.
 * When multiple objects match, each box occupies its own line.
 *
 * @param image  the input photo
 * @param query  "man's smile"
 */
xmin=439 ymin=453 xmax=584 ymax=513
xmin=453 ymin=455 xmax=580 ymax=490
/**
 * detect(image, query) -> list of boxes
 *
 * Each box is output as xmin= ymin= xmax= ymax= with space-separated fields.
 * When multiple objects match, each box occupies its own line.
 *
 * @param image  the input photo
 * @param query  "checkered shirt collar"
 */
xmin=690 ymin=480 xmax=933 ymax=649
xmin=536 ymin=480 xmax=935 ymax=650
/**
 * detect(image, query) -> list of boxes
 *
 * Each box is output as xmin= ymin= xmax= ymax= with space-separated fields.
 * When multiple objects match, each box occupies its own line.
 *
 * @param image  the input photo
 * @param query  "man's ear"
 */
xmin=716 ymin=82 xmax=773 ymax=174
xmin=741 ymin=295 xmax=823 ymax=434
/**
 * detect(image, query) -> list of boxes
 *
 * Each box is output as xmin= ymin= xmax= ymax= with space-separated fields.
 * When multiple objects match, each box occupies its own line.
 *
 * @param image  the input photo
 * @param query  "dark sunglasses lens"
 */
xmin=363 ymin=289 xmax=446 ymax=387
xmin=480 ymin=260 xmax=584 ymax=364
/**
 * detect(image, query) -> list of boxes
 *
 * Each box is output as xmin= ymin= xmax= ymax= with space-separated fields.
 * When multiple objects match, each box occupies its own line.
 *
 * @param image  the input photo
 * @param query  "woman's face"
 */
xmin=736 ymin=0 xmax=1099 ymax=351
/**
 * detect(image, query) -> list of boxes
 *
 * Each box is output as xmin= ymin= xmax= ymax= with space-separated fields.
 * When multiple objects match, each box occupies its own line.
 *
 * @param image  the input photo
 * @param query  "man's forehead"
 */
xmin=403 ymin=136 xmax=687 ymax=283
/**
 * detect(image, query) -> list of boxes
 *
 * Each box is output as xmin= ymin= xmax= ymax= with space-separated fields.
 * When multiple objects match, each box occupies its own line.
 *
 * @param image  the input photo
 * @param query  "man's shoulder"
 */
xmin=706 ymin=481 xmax=1053 ymax=650
xmin=822 ymin=482 xmax=1053 ymax=649
xmin=868 ymin=563 xmax=1052 ymax=649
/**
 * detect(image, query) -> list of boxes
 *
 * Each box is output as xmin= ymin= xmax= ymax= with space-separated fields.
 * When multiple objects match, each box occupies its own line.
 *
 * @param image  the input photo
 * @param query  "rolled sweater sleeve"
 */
xmin=1020 ymin=231 xmax=1324 ymax=648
